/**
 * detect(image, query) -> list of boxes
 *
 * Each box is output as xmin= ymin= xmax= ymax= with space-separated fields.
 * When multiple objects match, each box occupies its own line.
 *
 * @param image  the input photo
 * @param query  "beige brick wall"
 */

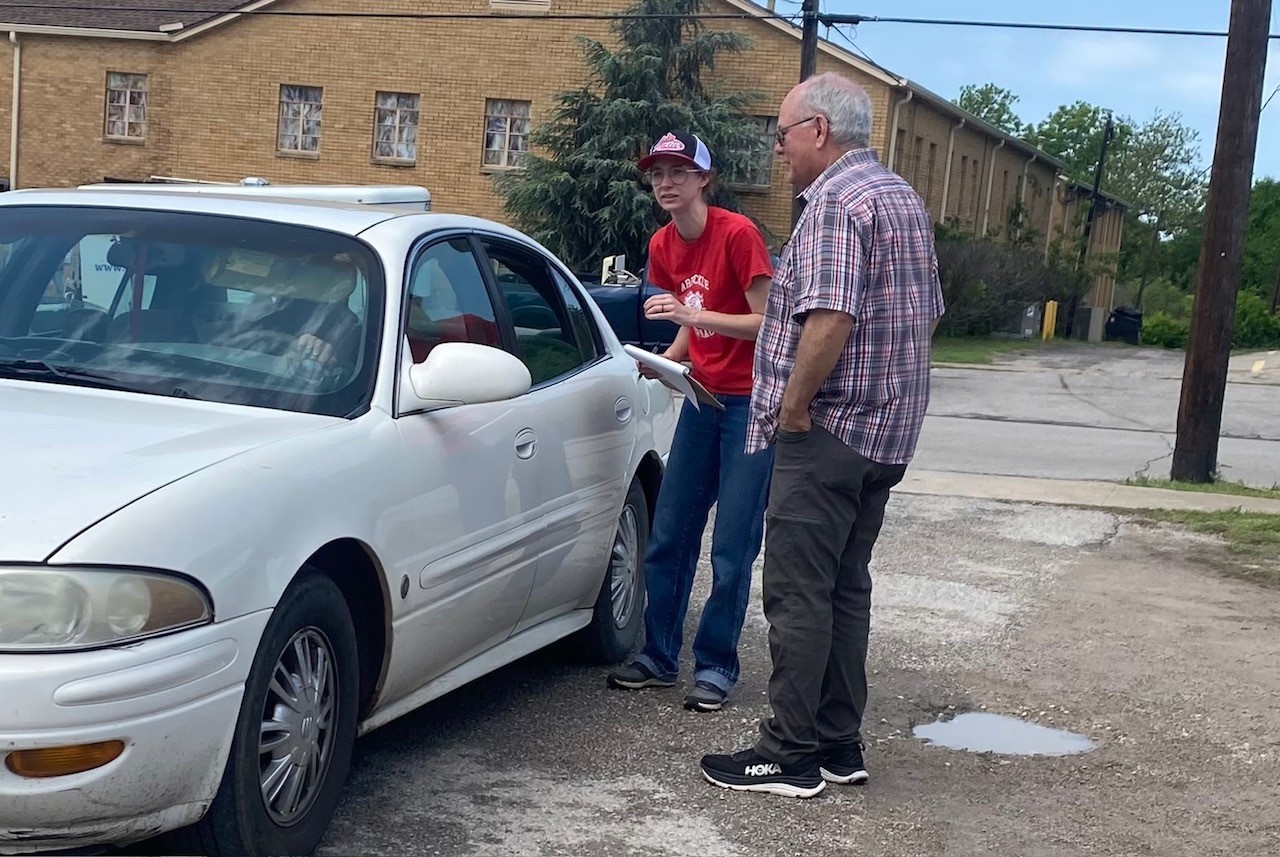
xmin=0 ymin=0 xmax=1121 ymax=305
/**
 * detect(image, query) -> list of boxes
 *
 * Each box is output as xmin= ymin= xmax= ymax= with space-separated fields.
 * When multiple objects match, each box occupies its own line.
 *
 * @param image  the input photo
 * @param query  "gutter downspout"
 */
xmin=940 ymin=118 xmax=964 ymax=224
xmin=9 ymin=31 xmax=19 ymax=190
xmin=886 ymin=86 xmax=913 ymax=172
xmin=980 ymin=138 xmax=1005 ymax=237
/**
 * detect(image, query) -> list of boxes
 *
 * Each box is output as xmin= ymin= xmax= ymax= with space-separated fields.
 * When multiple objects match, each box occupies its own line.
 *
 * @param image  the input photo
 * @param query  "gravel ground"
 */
xmin=305 ymin=494 xmax=1280 ymax=857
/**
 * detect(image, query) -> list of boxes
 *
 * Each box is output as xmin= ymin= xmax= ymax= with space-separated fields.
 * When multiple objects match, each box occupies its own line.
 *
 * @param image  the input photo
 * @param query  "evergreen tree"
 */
xmin=495 ymin=0 xmax=764 ymax=273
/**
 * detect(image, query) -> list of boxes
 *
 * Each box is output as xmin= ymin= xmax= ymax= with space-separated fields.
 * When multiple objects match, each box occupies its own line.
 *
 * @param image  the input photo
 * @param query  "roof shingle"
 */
xmin=0 ymin=0 xmax=255 ymax=33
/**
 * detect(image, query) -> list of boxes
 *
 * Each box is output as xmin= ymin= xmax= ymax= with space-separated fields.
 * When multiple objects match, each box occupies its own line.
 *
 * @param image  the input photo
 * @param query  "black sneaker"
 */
xmin=819 ymin=742 xmax=868 ymax=785
xmin=700 ymin=749 xmax=826 ymax=798
xmin=683 ymin=681 xmax=727 ymax=712
xmin=606 ymin=661 xmax=676 ymax=690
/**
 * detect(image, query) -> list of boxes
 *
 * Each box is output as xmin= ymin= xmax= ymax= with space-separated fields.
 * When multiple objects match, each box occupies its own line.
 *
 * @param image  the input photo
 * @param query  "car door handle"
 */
xmin=615 ymin=396 xmax=633 ymax=424
xmin=515 ymin=428 xmax=537 ymax=459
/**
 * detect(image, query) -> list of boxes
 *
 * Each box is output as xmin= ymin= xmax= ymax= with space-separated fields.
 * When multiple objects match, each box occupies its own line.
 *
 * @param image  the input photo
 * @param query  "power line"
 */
xmin=817 ymin=13 xmax=1280 ymax=40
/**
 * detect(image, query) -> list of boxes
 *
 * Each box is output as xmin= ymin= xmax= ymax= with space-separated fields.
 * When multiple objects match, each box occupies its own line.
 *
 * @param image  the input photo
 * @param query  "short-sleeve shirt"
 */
xmin=646 ymin=207 xmax=774 ymax=395
xmin=747 ymin=148 xmax=946 ymax=464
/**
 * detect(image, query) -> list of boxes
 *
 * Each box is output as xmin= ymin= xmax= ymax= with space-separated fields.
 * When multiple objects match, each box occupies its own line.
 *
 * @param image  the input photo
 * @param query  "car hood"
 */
xmin=0 ymin=382 xmax=341 ymax=561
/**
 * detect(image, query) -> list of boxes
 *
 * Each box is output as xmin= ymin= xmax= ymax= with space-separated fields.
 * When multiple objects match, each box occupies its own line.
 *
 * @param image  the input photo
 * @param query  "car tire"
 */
xmin=166 ymin=570 xmax=359 ymax=857
xmin=579 ymin=478 xmax=649 ymax=664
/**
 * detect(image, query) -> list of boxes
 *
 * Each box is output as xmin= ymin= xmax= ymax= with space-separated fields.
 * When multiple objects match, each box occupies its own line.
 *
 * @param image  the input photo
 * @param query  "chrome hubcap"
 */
xmin=610 ymin=504 xmax=639 ymax=628
xmin=258 ymin=628 xmax=337 ymax=826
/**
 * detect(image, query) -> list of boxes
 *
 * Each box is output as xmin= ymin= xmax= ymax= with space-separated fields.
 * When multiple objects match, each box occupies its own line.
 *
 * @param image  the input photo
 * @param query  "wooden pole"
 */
xmin=1171 ymin=0 xmax=1271 ymax=482
xmin=792 ymin=0 xmax=819 ymax=227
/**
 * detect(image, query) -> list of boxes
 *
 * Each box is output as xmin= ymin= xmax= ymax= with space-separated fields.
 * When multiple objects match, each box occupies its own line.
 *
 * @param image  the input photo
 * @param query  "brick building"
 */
xmin=0 ymin=0 xmax=1124 ymax=328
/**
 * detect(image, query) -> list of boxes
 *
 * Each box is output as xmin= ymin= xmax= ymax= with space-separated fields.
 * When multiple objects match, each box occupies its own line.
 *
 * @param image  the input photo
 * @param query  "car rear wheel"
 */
xmin=168 ymin=570 xmax=359 ymax=857
xmin=579 ymin=478 xmax=649 ymax=664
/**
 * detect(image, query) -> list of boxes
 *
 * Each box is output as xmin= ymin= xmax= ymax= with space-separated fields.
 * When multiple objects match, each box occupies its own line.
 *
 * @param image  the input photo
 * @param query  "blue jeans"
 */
xmin=634 ymin=395 xmax=774 ymax=693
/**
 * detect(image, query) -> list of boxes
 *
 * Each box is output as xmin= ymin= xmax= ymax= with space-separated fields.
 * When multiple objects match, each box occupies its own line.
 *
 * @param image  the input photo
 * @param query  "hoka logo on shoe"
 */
xmin=745 ymin=763 xmax=782 ymax=777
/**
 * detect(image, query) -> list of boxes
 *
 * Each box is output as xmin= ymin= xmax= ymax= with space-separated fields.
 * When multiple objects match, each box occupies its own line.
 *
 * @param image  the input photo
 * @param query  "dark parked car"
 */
xmin=581 ymin=272 xmax=680 ymax=353
xmin=579 ymin=254 xmax=780 ymax=353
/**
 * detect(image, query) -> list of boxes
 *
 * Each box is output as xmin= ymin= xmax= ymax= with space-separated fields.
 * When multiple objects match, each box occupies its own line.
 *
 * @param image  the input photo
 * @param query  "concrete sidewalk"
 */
xmin=899 ymin=469 xmax=1280 ymax=514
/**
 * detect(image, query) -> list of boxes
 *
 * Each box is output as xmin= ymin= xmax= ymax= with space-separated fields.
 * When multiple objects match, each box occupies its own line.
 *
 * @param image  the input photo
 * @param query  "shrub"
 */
xmin=1142 ymin=311 xmax=1189 ymax=348
xmin=934 ymin=239 xmax=1076 ymax=337
xmin=1233 ymin=292 xmax=1280 ymax=349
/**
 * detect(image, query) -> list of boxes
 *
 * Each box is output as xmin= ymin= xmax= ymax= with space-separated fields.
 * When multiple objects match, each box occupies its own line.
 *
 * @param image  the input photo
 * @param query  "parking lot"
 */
xmin=310 ymin=494 xmax=1280 ymax=857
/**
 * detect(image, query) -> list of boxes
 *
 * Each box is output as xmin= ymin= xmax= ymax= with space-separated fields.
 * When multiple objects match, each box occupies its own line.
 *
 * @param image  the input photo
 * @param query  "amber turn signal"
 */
xmin=5 ymin=740 xmax=125 ymax=778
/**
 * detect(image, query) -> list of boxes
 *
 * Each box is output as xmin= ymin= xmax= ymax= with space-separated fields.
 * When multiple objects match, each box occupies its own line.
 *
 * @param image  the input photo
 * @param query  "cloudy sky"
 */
xmin=810 ymin=0 xmax=1280 ymax=179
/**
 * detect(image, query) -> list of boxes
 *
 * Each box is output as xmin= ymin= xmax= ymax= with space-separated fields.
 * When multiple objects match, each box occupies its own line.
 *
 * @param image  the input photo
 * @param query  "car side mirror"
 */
xmin=398 ymin=341 xmax=532 ymax=413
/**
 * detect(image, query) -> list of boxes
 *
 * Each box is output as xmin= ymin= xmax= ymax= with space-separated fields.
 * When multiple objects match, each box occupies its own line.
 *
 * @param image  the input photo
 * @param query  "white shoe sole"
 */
xmin=701 ymin=770 xmax=827 ymax=799
xmin=820 ymin=767 xmax=869 ymax=785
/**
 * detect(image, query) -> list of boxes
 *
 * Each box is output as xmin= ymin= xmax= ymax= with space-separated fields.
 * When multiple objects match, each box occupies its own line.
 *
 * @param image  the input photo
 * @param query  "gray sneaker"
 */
xmin=607 ymin=661 xmax=676 ymax=690
xmin=683 ymin=681 xmax=727 ymax=712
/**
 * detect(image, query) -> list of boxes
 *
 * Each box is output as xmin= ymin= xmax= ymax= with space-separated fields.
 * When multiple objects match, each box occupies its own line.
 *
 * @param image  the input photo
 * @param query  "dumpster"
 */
xmin=1105 ymin=305 xmax=1143 ymax=345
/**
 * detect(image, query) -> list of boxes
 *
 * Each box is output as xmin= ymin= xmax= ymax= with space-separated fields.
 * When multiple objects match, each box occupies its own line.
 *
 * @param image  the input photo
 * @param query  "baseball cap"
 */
xmin=638 ymin=131 xmax=713 ymax=172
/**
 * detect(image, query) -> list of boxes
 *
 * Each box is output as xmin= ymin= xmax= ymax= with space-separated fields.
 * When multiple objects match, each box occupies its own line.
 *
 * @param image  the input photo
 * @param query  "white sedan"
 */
xmin=0 ymin=186 xmax=676 ymax=855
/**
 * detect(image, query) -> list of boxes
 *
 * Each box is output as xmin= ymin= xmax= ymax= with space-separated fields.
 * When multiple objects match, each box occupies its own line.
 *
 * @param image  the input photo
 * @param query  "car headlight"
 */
xmin=0 ymin=567 xmax=213 ymax=652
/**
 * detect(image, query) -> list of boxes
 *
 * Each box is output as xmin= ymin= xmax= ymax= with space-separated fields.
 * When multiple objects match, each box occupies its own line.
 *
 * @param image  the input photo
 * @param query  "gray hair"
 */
xmin=799 ymin=73 xmax=873 ymax=150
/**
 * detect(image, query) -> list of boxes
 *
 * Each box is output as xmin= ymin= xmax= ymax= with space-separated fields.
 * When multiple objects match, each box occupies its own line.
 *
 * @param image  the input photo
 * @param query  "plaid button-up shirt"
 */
xmin=747 ymin=148 xmax=945 ymax=464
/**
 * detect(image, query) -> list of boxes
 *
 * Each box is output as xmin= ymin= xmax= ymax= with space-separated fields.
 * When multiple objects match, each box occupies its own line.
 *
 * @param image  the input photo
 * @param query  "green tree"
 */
xmin=1241 ymin=178 xmax=1280 ymax=303
xmin=1027 ymin=102 xmax=1206 ymax=307
xmin=954 ymin=83 xmax=1024 ymax=136
xmin=495 ymin=0 xmax=764 ymax=272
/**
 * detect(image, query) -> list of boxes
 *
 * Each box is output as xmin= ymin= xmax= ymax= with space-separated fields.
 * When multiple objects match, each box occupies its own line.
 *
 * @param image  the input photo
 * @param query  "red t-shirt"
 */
xmin=646 ymin=207 xmax=773 ymax=395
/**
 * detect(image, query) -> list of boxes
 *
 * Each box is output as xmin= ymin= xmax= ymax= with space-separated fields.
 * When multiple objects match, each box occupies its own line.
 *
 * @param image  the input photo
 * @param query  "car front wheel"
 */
xmin=170 ymin=570 xmax=359 ymax=857
xmin=580 ymin=478 xmax=649 ymax=664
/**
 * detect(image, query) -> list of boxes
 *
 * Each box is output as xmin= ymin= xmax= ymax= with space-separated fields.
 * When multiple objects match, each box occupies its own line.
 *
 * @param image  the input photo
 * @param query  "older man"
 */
xmin=700 ymin=72 xmax=945 ymax=798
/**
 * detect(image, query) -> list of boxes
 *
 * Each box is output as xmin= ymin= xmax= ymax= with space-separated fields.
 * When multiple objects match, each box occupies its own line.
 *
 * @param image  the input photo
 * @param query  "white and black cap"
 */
xmin=638 ymin=131 xmax=713 ymax=172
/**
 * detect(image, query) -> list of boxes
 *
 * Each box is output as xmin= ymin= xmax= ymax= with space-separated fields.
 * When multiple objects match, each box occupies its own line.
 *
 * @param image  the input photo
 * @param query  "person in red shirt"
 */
xmin=607 ymin=131 xmax=774 ymax=713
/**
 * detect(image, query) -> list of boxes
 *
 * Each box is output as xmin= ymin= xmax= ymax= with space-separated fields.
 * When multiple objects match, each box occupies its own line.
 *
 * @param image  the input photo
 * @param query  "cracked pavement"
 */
xmin=302 ymin=494 xmax=1279 ymax=857
xmin=918 ymin=344 xmax=1280 ymax=487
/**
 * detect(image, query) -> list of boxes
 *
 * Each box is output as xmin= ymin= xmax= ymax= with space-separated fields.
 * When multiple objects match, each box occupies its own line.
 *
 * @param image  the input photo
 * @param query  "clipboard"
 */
xmin=624 ymin=344 xmax=726 ymax=412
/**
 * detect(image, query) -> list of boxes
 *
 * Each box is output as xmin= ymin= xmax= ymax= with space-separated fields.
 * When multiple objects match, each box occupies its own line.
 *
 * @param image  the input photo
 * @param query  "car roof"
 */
xmin=0 ymin=187 xmax=515 ymax=240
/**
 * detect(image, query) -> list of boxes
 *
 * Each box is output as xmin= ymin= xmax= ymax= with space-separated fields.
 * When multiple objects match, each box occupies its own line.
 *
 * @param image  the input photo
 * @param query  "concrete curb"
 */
xmin=897 ymin=469 xmax=1280 ymax=514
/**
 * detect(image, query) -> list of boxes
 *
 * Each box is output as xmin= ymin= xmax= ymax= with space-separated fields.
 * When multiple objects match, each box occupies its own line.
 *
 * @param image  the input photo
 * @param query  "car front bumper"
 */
xmin=0 ymin=610 xmax=271 ymax=854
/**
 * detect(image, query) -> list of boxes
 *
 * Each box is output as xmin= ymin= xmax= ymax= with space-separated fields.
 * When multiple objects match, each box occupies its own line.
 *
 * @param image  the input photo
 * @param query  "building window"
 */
xmin=105 ymin=72 xmax=148 ymax=141
xmin=970 ymin=160 xmax=981 ymax=222
xmin=483 ymin=99 xmax=531 ymax=168
xmin=957 ymin=155 xmax=969 ymax=218
xmin=925 ymin=142 xmax=938 ymax=205
xmin=727 ymin=116 xmax=778 ymax=188
xmin=374 ymin=92 xmax=420 ymax=162
xmin=278 ymin=85 xmax=323 ymax=154
xmin=910 ymin=136 xmax=924 ymax=187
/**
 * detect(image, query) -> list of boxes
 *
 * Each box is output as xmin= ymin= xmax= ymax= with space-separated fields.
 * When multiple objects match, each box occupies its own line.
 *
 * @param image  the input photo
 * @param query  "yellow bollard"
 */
xmin=1041 ymin=300 xmax=1058 ymax=341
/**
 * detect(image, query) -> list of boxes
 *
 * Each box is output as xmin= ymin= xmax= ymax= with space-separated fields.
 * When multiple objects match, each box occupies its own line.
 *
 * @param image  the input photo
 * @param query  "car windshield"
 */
xmin=0 ymin=205 xmax=383 ymax=417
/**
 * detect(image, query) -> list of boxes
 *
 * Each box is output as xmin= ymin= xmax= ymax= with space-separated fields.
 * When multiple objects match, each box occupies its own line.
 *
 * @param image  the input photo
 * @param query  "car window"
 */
xmin=0 ymin=206 xmax=383 ymax=418
xmin=550 ymin=268 xmax=602 ymax=362
xmin=480 ymin=239 xmax=591 ymax=385
xmin=403 ymin=238 xmax=502 ymax=363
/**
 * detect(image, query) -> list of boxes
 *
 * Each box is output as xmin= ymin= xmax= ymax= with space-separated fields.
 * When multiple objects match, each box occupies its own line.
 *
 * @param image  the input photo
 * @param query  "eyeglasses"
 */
xmin=774 ymin=115 xmax=820 ymax=145
xmin=642 ymin=166 xmax=702 ymax=186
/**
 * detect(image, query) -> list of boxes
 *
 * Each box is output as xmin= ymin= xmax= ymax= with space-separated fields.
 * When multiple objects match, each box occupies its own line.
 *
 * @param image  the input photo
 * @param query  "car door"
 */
xmin=385 ymin=235 xmax=542 ymax=691
xmin=477 ymin=236 xmax=635 ymax=633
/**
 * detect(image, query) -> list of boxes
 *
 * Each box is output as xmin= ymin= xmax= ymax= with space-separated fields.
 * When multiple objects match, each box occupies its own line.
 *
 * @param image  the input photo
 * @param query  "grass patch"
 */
xmin=1124 ymin=475 xmax=1280 ymax=500
xmin=931 ymin=336 xmax=1043 ymax=365
xmin=1140 ymin=509 xmax=1280 ymax=587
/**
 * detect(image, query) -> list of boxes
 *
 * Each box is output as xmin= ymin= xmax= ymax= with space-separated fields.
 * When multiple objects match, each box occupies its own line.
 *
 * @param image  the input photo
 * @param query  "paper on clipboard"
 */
xmin=623 ymin=344 xmax=725 ymax=411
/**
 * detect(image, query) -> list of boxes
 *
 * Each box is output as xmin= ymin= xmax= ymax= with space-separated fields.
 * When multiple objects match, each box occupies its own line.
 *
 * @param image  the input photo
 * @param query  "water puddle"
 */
xmin=913 ymin=712 xmax=1095 ymax=756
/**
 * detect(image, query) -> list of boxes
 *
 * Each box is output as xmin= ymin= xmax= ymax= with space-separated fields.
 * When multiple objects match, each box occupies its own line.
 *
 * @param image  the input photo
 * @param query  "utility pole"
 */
xmin=799 ymin=0 xmax=818 ymax=82
xmin=1063 ymin=112 xmax=1115 ymax=339
xmin=1172 ymin=0 xmax=1271 ymax=483
xmin=793 ymin=0 xmax=819 ymax=227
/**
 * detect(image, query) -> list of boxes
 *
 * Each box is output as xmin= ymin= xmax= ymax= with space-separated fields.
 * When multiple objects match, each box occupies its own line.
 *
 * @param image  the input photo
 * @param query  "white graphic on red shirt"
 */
xmin=679 ymin=275 xmax=714 ymax=339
